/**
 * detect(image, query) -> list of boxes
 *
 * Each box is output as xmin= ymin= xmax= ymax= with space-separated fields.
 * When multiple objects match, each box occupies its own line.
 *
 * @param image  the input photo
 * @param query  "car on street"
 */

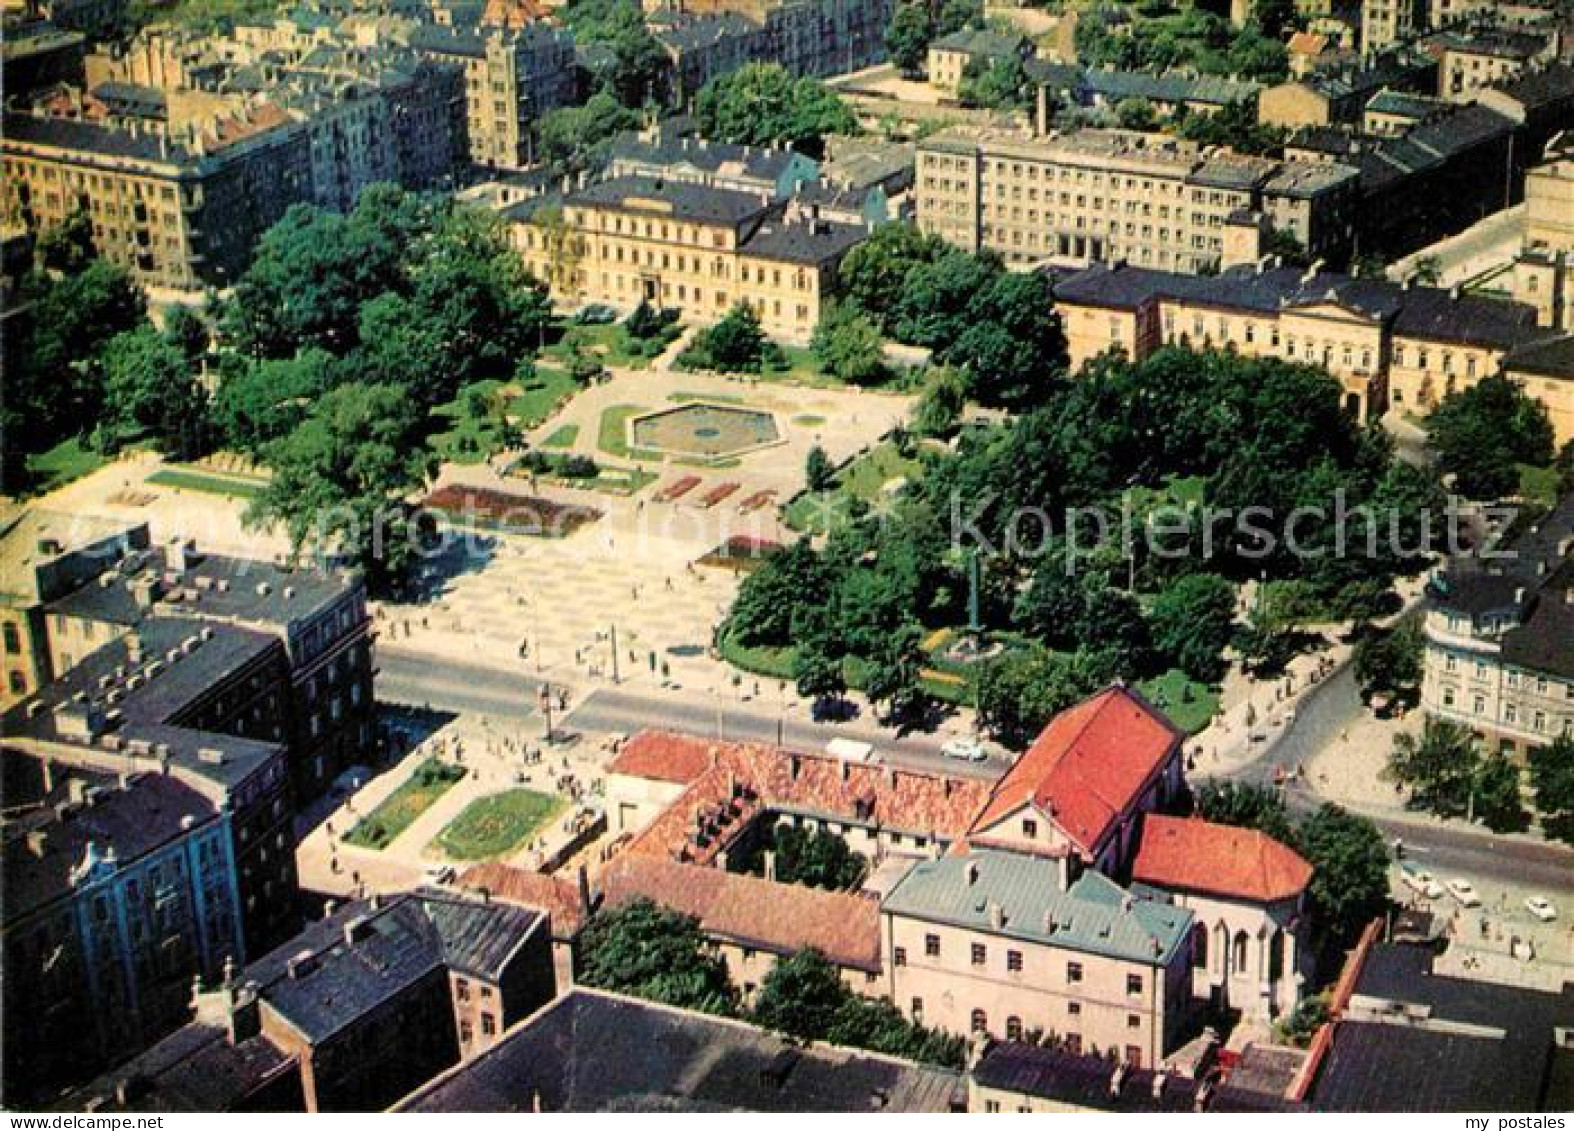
xmin=1399 ymin=864 xmax=1444 ymax=900
xmin=941 ymin=737 xmax=988 ymax=762
xmin=1525 ymin=896 xmax=1558 ymax=922
xmin=423 ymin=864 xmax=457 ymax=886
xmin=1445 ymin=878 xmax=1482 ymax=907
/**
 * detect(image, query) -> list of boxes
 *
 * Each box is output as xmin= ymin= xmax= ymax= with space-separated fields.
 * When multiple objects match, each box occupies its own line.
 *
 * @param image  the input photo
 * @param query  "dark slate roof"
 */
xmin=1081 ymin=69 xmax=1260 ymax=107
xmin=247 ymin=893 xmax=542 ymax=1043
xmin=408 ymin=23 xmax=486 ymax=57
xmin=741 ymin=216 xmax=866 ymax=264
xmin=566 ymin=175 xmax=774 ymax=226
xmin=930 ymin=28 xmax=1026 ymax=59
xmin=399 ymin=988 xmax=963 ymax=1112
xmin=1302 ymin=51 xmax=1434 ymax=100
xmin=1313 ymin=940 xmax=1574 ymax=1111
xmin=3 ymin=110 xmax=192 ymax=163
xmin=972 ymin=1042 xmax=1203 ymax=1112
xmin=1432 ymin=27 xmax=1550 ymax=61
xmin=55 ymin=1022 xmax=298 ymax=1112
xmin=607 ymin=132 xmax=805 ymax=184
xmin=652 ymin=11 xmax=761 ymax=53
xmin=1483 ymin=61 xmax=1574 ymax=113
xmin=1505 ymin=333 xmax=1574 ymax=379
xmin=2 ymin=758 xmax=222 ymax=921
xmin=1365 ymin=88 xmax=1447 ymax=119
xmin=1501 ymin=558 xmax=1574 ymax=678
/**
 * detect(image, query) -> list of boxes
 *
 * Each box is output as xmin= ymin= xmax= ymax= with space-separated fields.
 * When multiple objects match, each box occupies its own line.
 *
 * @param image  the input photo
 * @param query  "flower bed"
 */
xmin=654 ymin=475 xmax=701 ymax=502
xmin=423 ymin=484 xmax=601 ymax=538
xmin=698 ymin=482 xmax=739 ymax=508
xmin=696 ymin=534 xmax=784 ymax=573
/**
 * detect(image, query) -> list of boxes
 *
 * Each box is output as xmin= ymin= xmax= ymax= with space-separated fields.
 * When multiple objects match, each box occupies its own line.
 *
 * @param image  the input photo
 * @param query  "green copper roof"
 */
xmin=882 ymin=849 xmax=1192 ymax=967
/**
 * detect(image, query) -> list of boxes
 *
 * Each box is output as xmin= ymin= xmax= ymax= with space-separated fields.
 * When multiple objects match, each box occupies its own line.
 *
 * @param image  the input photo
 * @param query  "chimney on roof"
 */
xmin=1449 ymin=284 xmax=1461 ymax=300
xmin=966 ymin=860 xmax=979 ymax=886
xmin=789 ymin=753 xmax=800 ymax=780
xmin=840 ymin=758 xmax=850 ymax=782
xmin=988 ymin=901 xmax=1004 ymax=930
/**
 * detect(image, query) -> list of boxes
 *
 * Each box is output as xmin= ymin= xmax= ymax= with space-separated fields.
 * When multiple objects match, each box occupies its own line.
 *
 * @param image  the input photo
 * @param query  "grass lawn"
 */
xmin=758 ymin=346 xmax=847 ymax=389
xmin=597 ymin=404 xmax=664 ymax=461
xmin=1518 ymin=462 xmax=1562 ymax=505
xmin=792 ymin=414 xmax=827 ymax=427
xmin=784 ymin=440 xmax=923 ymax=533
xmin=430 ymin=380 xmax=514 ymax=465
xmin=344 ymin=757 xmax=465 ymax=850
xmin=1136 ymin=668 xmax=1219 ymax=735
xmin=544 ymin=323 xmax=661 ymax=370
xmin=434 ymin=788 xmax=565 ymax=861
xmin=509 ymin=365 xmax=579 ymax=431
xmin=541 ymin=424 xmax=580 ymax=449
xmin=23 ymin=437 xmax=106 ymax=495
xmin=147 ymin=467 xmax=264 ymax=501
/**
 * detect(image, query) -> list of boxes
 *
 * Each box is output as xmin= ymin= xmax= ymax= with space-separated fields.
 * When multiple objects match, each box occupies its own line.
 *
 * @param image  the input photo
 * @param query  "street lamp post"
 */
xmin=537 ymin=682 xmax=554 ymax=744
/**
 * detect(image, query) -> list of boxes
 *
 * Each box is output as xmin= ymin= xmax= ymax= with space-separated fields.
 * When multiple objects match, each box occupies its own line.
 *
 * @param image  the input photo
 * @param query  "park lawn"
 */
xmin=784 ymin=440 xmax=923 ymax=533
xmin=720 ymin=633 xmax=970 ymax=705
xmin=544 ymin=323 xmax=657 ymax=370
xmin=24 ymin=437 xmax=105 ymax=495
xmin=147 ymin=467 xmax=264 ymax=501
xmin=1518 ymin=462 xmax=1562 ymax=505
xmin=434 ymin=788 xmax=565 ymax=861
xmin=344 ymin=757 xmax=465 ymax=850
xmin=1136 ymin=668 xmax=1219 ymax=735
xmin=541 ymin=424 xmax=580 ymax=448
xmin=597 ymin=404 xmax=664 ymax=461
xmin=759 ymin=346 xmax=847 ymax=389
xmin=508 ymin=365 xmax=579 ymax=431
xmin=430 ymin=380 xmax=513 ymax=464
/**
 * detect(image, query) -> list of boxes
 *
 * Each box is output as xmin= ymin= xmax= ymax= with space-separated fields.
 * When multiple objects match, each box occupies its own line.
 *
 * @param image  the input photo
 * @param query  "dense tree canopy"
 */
xmin=1427 ymin=375 xmax=1555 ymax=499
xmin=693 ymin=64 xmax=858 ymax=155
xmin=577 ymin=898 xmax=739 ymax=1015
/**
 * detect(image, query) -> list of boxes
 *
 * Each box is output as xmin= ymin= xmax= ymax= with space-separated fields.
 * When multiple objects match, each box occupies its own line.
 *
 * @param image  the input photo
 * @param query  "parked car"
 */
xmin=423 ymin=864 xmax=456 ymax=886
xmin=1399 ymin=863 xmax=1444 ymax=900
xmin=941 ymin=737 xmax=988 ymax=762
xmin=1525 ymin=896 xmax=1558 ymax=922
xmin=573 ymin=303 xmax=618 ymax=325
xmin=1445 ymin=878 xmax=1482 ymax=907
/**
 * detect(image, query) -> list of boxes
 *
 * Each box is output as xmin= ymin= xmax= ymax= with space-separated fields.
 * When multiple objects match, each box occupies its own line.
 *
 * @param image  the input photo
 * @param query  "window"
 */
xmin=1007 ymin=949 xmax=1023 ymax=972
xmin=911 ymin=997 xmax=924 ymax=1016
xmin=971 ymin=1009 xmax=988 ymax=1034
xmin=2 ymin=623 xmax=18 ymax=655
xmin=481 ymin=1012 xmax=496 ymax=1037
xmin=894 ymin=946 xmax=907 ymax=967
xmin=1067 ymin=961 xmax=1083 ymax=984
xmin=1068 ymin=1001 xmax=1081 ymax=1016
xmin=1125 ymin=1046 xmax=1143 ymax=1069
xmin=1021 ymin=818 xmax=1037 ymax=838
xmin=985 ymin=1101 xmax=1000 ymax=1113
xmin=1128 ymin=1014 xmax=1141 ymax=1029
xmin=971 ymin=943 xmax=986 ymax=967
xmin=1127 ymin=974 xmax=1143 ymax=996
xmin=925 ymin=933 xmax=940 ymax=957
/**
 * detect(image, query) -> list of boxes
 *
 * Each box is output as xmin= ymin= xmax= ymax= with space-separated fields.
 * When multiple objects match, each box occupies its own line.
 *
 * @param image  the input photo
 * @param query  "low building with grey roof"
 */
xmin=398 ymin=987 xmax=964 ymax=1112
xmin=61 ymin=891 xmax=557 ymax=1113
xmin=880 ymin=848 xmax=1193 ymax=1070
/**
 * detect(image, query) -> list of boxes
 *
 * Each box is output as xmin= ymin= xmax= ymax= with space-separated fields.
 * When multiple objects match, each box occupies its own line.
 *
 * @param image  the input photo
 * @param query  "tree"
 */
xmin=248 ymin=382 xmax=436 ymax=591
xmin=1253 ymin=0 xmax=1300 ymax=40
xmin=958 ymin=55 xmax=1031 ymax=113
xmin=837 ymin=223 xmax=945 ymax=333
xmin=768 ymin=824 xmax=867 ymax=889
xmin=811 ymin=302 xmax=890 ymax=385
xmin=1115 ymin=97 xmax=1158 ymax=130
xmin=162 ymin=305 xmax=210 ymax=362
xmin=1297 ymin=804 xmax=1390 ymax=948
xmin=1274 ymin=992 xmax=1330 ymax=1049
xmin=1528 ymin=735 xmax=1574 ymax=845
xmin=727 ymin=540 xmax=827 ymax=647
xmin=1427 ymin=375 xmax=1556 ymax=499
xmin=862 ymin=621 xmax=927 ymax=722
xmin=1389 ymin=719 xmax=1479 ymax=819
xmin=97 ymin=327 xmax=208 ymax=458
xmin=1352 ymin=621 xmax=1423 ymax=708
xmin=793 ymin=625 xmax=847 ymax=703
xmin=976 ymin=646 xmax=1110 ymax=749
xmin=539 ymin=90 xmax=639 ymax=173
xmin=1472 ymin=753 xmax=1530 ymax=834
xmin=694 ymin=64 xmax=858 ymax=155
xmin=1192 ymin=779 xmax=1296 ymax=845
xmin=805 ymin=445 xmax=836 ymax=493
xmin=1149 ymin=573 xmax=1237 ymax=682
xmin=212 ymin=349 xmax=338 ymax=456
xmin=886 ymin=1 xmax=933 ymax=77
xmin=679 ymin=303 xmax=776 ymax=373
xmin=577 ymin=898 xmax=738 ymax=1015
xmin=754 ymin=948 xmax=847 ymax=1041
xmin=912 ymin=366 xmax=966 ymax=438
xmin=606 ymin=2 xmax=671 ymax=108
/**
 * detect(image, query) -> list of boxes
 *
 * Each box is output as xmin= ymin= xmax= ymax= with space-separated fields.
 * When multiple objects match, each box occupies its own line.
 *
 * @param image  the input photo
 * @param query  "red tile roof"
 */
xmin=599 ymin=855 xmax=881 ymax=972
xmin=970 ymin=685 xmax=1183 ymax=857
xmin=457 ymin=863 xmax=589 ymax=938
xmin=1288 ymin=31 xmax=1330 ymax=56
xmin=618 ymin=733 xmax=992 ymax=865
xmin=607 ymin=731 xmax=719 ymax=785
xmin=1133 ymin=815 xmax=1312 ymax=904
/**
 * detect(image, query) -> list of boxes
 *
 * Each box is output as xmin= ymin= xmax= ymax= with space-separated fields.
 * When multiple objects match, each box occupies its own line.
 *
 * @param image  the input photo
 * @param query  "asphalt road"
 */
xmin=1218 ymin=661 xmax=1574 ymax=899
xmin=377 ymin=648 xmax=1010 ymax=780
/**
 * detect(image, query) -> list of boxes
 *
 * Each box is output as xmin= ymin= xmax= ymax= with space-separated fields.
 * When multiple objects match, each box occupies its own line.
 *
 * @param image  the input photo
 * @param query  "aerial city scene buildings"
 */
xmin=1 ymin=0 xmax=1572 ymax=1117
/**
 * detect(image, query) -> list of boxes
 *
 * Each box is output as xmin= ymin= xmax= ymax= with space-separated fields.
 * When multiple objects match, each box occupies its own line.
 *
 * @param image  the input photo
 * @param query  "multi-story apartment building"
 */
xmin=1361 ymin=0 xmax=1425 ymax=54
xmin=652 ymin=10 xmax=771 ymax=102
xmin=2 ymin=17 xmax=86 ymax=99
xmin=881 ymin=849 xmax=1193 ymax=1068
xmin=508 ymin=175 xmax=869 ymax=342
xmin=605 ymin=130 xmax=819 ymax=197
xmin=1258 ymin=51 xmax=1436 ymax=129
xmin=406 ymin=21 xmax=575 ymax=169
xmin=1053 ymin=260 xmax=1555 ymax=421
xmin=915 ymin=127 xmax=1359 ymax=275
xmin=2 ymin=104 xmax=314 ymax=289
xmin=1421 ymin=493 xmax=1574 ymax=758
xmin=1429 ymin=27 xmax=1556 ymax=102
xmin=644 ymin=0 xmax=894 ymax=80
xmin=39 ymin=537 xmax=375 ymax=804
xmin=0 ymin=510 xmax=148 ymax=707
xmin=1 ymin=758 xmax=245 ymax=1103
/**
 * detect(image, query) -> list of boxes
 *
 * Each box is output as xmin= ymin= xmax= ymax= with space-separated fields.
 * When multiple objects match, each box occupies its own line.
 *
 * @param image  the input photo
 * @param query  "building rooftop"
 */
xmin=973 ymin=1041 xmax=1204 ymax=1111
xmin=398 ymin=988 xmax=963 ymax=1111
xmin=741 ymin=214 xmax=867 ymax=265
xmin=882 ymin=848 xmax=1192 ymax=968
xmin=599 ymin=854 xmax=882 ymax=972
xmin=607 ymin=132 xmax=810 ymax=187
xmin=1365 ymin=88 xmax=1449 ymax=120
xmin=971 ymin=684 xmax=1182 ymax=856
xmin=567 ymin=174 xmax=774 ymax=228
xmin=930 ymin=27 xmax=1026 ymax=60
xmin=2 ymin=755 xmax=223 ymax=922
xmin=606 ymin=730 xmax=719 ymax=784
xmin=1430 ymin=27 xmax=1550 ymax=61
xmin=0 ymin=509 xmax=144 ymax=604
xmin=55 ymin=1021 xmax=298 ymax=1113
xmin=458 ymin=862 xmax=590 ymax=939
xmin=247 ymin=893 xmax=543 ymax=1043
xmin=1133 ymin=815 xmax=1312 ymax=904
